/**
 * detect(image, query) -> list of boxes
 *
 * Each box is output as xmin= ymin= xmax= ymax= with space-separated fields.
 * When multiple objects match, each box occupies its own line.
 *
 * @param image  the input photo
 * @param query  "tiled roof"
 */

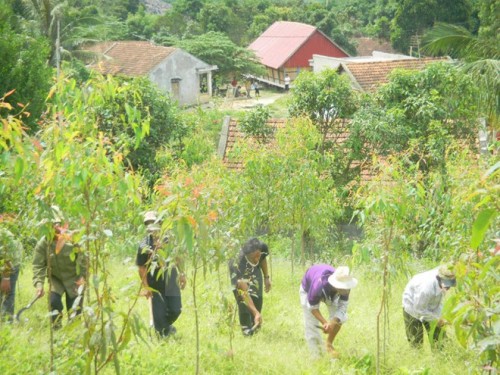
xmin=248 ymin=22 xmax=318 ymax=69
xmin=83 ymin=41 xmax=177 ymax=76
xmin=340 ymin=57 xmax=449 ymax=92
xmin=219 ymin=117 xmax=374 ymax=181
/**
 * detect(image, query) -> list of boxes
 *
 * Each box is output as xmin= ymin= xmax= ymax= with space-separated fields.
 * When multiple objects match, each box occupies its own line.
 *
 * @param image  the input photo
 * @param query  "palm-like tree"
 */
xmin=20 ymin=0 xmax=126 ymax=67
xmin=422 ymin=23 xmax=499 ymax=129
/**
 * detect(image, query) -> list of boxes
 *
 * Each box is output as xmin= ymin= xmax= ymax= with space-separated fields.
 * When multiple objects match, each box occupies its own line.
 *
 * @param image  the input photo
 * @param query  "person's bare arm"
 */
xmin=138 ymin=265 xmax=152 ymax=298
xmin=260 ymin=258 xmax=272 ymax=292
xmin=237 ymin=279 xmax=262 ymax=326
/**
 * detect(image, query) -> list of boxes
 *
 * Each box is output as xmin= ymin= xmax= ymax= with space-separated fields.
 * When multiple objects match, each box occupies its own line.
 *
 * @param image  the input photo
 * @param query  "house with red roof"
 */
xmin=337 ymin=57 xmax=449 ymax=92
xmin=310 ymin=53 xmax=449 ymax=93
xmin=83 ymin=41 xmax=217 ymax=106
xmin=248 ymin=21 xmax=349 ymax=89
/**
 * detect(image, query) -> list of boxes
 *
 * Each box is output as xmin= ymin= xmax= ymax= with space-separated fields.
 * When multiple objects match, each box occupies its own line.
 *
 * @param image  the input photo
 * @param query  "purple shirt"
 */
xmin=301 ymin=264 xmax=337 ymax=306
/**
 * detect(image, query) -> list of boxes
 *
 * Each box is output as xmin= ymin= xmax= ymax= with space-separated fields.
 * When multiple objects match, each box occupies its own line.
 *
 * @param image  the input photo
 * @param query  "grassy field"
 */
xmin=1 ymin=258 xmax=481 ymax=374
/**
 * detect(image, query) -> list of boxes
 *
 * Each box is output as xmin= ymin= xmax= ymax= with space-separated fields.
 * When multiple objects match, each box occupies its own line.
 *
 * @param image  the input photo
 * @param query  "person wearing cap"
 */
xmin=0 ymin=226 xmax=23 ymax=321
xmin=32 ymin=206 xmax=86 ymax=327
xmin=402 ymin=264 xmax=456 ymax=348
xmin=229 ymin=237 xmax=271 ymax=336
xmin=300 ymin=264 xmax=358 ymax=358
xmin=136 ymin=211 xmax=187 ymax=337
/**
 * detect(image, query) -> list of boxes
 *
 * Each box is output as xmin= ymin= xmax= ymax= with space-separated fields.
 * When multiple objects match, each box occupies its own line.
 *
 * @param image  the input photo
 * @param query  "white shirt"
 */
xmin=402 ymin=267 xmax=445 ymax=322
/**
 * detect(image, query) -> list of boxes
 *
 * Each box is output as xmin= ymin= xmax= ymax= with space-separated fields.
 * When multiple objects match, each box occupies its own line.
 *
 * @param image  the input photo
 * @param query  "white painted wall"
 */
xmin=149 ymin=49 xmax=215 ymax=106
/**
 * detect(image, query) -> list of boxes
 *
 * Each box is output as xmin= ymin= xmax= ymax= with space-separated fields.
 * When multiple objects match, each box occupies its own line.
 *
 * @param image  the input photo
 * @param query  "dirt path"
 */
xmin=210 ymin=91 xmax=286 ymax=111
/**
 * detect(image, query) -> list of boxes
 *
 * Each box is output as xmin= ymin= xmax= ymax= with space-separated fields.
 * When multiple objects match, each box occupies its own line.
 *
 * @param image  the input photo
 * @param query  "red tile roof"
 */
xmin=248 ymin=22 xmax=321 ymax=69
xmin=340 ymin=57 xmax=449 ymax=92
xmin=83 ymin=41 xmax=177 ymax=76
xmin=220 ymin=117 xmax=374 ymax=181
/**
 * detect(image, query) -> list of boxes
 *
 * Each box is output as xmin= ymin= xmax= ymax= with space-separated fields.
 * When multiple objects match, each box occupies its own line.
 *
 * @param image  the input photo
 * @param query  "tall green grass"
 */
xmin=1 ymin=259 xmax=481 ymax=374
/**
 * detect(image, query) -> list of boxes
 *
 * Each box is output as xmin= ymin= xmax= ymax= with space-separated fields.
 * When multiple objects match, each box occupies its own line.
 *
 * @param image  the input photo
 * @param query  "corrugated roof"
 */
xmin=84 ymin=41 xmax=177 ymax=76
xmin=249 ymin=21 xmax=318 ymax=69
xmin=340 ymin=57 xmax=449 ymax=92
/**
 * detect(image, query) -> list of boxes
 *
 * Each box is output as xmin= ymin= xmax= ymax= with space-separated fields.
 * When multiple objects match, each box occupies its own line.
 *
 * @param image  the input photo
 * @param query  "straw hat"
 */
xmin=328 ymin=266 xmax=358 ymax=289
xmin=143 ymin=211 xmax=158 ymax=225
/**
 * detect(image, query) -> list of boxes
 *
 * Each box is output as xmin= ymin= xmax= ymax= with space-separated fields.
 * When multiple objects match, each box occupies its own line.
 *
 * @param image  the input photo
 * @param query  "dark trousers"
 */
xmin=403 ymin=309 xmax=444 ymax=348
xmin=50 ymin=291 xmax=82 ymax=327
xmin=152 ymin=293 xmax=181 ymax=337
xmin=0 ymin=266 xmax=19 ymax=321
xmin=235 ymin=292 xmax=263 ymax=335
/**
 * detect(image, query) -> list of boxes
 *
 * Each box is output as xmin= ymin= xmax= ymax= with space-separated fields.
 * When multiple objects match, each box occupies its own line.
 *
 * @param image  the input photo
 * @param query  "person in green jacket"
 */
xmin=0 ymin=225 xmax=23 ymax=321
xmin=32 ymin=207 xmax=86 ymax=327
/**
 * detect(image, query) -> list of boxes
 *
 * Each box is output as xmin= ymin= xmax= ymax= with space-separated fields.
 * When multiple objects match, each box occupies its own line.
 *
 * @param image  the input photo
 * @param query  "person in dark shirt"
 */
xmin=300 ymin=265 xmax=357 ymax=358
xmin=136 ymin=211 xmax=186 ymax=337
xmin=229 ymin=238 xmax=271 ymax=336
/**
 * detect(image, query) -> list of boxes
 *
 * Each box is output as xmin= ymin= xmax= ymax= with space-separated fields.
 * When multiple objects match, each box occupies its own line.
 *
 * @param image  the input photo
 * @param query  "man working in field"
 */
xmin=229 ymin=238 xmax=271 ymax=336
xmin=300 ymin=265 xmax=357 ymax=358
xmin=32 ymin=206 xmax=86 ymax=328
xmin=402 ymin=263 xmax=456 ymax=348
xmin=137 ymin=211 xmax=186 ymax=337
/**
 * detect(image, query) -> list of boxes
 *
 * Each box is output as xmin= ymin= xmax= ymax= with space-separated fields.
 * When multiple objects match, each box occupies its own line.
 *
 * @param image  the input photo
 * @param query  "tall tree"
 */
xmin=391 ymin=0 xmax=473 ymax=54
xmin=177 ymin=31 xmax=264 ymax=79
xmin=422 ymin=21 xmax=499 ymax=128
xmin=288 ymin=69 xmax=358 ymax=154
xmin=0 ymin=3 xmax=52 ymax=131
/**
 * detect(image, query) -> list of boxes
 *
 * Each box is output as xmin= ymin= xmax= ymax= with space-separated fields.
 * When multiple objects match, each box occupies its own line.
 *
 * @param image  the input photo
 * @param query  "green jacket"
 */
xmin=0 ymin=228 xmax=23 ymax=276
xmin=32 ymin=236 xmax=86 ymax=298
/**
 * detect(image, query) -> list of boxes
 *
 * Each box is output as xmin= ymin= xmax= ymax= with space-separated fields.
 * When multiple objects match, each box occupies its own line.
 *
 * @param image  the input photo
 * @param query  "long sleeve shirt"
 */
xmin=0 ymin=228 xmax=23 ymax=275
xmin=301 ymin=264 xmax=349 ymax=321
xmin=32 ymin=236 xmax=86 ymax=297
xmin=402 ymin=267 xmax=444 ymax=322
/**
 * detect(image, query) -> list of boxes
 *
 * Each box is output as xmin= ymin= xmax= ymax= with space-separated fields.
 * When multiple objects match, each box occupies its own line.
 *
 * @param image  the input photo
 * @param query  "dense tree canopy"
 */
xmin=177 ymin=31 xmax=265 ymax=79
xmin=0 ymin=3 xmax=52 ymax=131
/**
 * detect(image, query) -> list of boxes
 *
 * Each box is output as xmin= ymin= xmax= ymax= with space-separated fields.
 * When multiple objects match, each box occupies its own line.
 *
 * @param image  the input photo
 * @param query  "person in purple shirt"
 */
xmin=300 ymin=264 xmax=358 ymax=358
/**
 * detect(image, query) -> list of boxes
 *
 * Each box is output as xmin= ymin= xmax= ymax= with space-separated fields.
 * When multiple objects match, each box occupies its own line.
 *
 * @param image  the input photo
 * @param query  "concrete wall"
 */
xmin=149 ymin=49 xmax=211 ymax=106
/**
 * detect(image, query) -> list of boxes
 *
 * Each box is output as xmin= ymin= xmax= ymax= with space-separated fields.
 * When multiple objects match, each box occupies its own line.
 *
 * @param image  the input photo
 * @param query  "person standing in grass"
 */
xmin=229 ymin=238 xmax=271 ymax=336
xmin=137 ymin=211 xmax=186 ymax=337
xmin=402 ymin=264 xmax=456 ymax=349
xmin=300 ymin=265 xmax=357 ymax=358
xmin=32 ymin=206 xmax=86 ymax=328
xmin=0 ymin=225 xmax=23 ymax=322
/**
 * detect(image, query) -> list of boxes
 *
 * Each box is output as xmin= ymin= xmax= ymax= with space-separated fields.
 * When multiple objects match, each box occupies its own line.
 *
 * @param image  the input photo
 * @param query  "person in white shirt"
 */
xmin=402 ymin=264 xmax=456 ymax=348
xmin=284 ymin=74 xmax=291 ymax=91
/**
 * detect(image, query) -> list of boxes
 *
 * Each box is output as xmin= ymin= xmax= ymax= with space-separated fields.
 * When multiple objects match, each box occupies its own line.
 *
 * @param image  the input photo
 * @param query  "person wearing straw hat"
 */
xmin=402 ymin=263 xmax=456 ymax=348
xmin=300 ymin=264 xmax=358 ymax=358
xmin=136 ymin=211 xmax=186 ymax=337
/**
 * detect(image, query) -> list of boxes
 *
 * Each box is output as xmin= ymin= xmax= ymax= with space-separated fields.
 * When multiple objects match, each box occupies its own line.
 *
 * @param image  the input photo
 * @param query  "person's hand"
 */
xmin=322 ymin=321 xmax=330 ymax=334
xmin=140 ymin=285 xmax=152 ymax=298
xmin=253 ymin=312 xmax=262 ymax=328
xmin=179 ymin=273 xmax=187 ymax=290
xmin=264 ymin=277 xmax=271 ymax=293
xmin=1 ymin=278 xmax=11 ymax=294
xmin=36 ymin=285 xmax=45 ymax=297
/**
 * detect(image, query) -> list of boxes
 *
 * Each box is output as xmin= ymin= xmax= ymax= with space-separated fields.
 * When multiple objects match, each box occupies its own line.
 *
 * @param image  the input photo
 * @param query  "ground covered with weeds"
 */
xmin=1 ymin=258 xmax=482 ymax=374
